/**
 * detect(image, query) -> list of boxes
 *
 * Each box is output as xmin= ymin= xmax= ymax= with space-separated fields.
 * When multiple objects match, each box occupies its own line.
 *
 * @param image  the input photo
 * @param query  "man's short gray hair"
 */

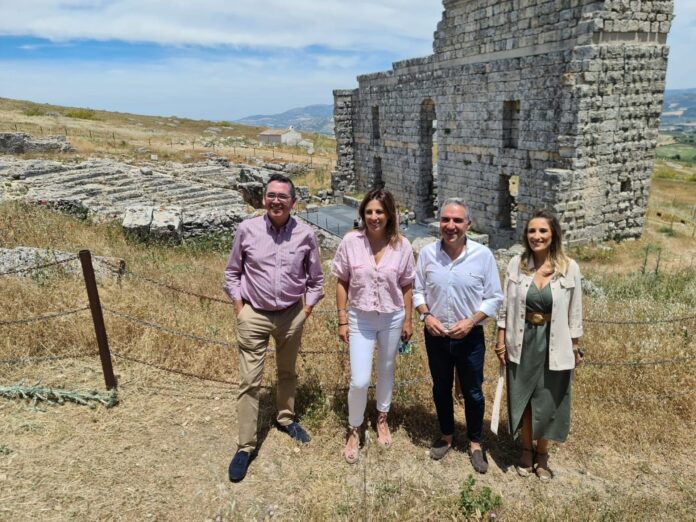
xmin=440 ymin=197 xmax=471 ymax=222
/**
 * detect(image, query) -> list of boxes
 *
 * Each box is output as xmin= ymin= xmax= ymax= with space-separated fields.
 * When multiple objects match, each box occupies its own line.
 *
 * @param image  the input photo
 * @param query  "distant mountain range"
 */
xmin=237 ymin=88 xmax=696 ymax=137
xmin=236 ymin=104 xmax=333 ymax=135
xmin=662 ymin=88 xmax=696 ymax=127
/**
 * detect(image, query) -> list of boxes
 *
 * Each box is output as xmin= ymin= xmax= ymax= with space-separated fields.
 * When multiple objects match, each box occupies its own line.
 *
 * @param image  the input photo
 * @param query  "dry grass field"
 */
xmin=0 ymin=97 xmax=336 ymax=180
xmin=1 ymin=106 xmax=695 ymax=520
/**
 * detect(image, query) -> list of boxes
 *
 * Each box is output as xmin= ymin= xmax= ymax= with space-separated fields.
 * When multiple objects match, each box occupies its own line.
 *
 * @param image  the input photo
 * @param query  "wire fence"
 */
xmin=0 ymin=121 xmax=335 ymax=169
xmin=2 ymin=252 xmax=695 ymax=403
xmin=0 ymin=255 xmax=78 ymax=276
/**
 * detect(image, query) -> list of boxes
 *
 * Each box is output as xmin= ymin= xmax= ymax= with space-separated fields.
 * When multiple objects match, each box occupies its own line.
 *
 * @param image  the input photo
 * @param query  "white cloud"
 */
xmin=0 ymin=52 xmax=369 ymax=119
xmin=0 ymin=0 xmax=442 ymax=53
xmin=0 ymin=0 xmax=693 ymax=121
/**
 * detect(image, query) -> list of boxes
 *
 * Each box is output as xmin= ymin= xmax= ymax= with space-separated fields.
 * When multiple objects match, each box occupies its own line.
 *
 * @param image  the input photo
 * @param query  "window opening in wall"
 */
xmin=503 ymin=100 xmax=520 ymax=149
xmin=500 ymin=174 xmax=519 ymax=229
xmin=372 ymin=106 xmax=381 ymax=140
xmin=432 ymin=119 xmax=438 ymax=215
xmin=420 ymin=98 xmax=437 ymax=219
xmin=373 ymin=156 xmax=384 ymax=189
xmin=620 ymin=179 xmax=631 ymax=192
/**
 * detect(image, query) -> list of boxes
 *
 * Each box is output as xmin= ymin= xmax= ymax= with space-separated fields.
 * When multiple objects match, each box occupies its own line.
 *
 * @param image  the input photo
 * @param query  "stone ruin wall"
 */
xmin=333 ymin=0 xmax=673 ymax=247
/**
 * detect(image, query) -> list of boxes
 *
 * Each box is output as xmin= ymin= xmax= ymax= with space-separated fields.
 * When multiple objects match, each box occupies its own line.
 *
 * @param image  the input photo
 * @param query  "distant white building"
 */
xmin=258 ymin=126 xmax=302 ymax=146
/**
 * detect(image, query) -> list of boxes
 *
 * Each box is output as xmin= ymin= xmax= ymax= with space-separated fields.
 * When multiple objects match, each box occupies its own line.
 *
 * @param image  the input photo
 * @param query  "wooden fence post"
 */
xmin=79 ymin=250 xmax=117 ymax=390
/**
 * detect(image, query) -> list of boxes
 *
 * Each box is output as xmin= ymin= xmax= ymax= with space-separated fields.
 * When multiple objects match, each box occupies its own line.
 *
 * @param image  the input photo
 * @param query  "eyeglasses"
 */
xmin=265 ymin=192 xmax=291 ymax=201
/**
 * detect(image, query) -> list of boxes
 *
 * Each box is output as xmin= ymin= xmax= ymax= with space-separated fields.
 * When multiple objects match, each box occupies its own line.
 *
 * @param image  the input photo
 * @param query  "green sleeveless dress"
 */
xmin=506 ymin=283 xmax=572 ymax=442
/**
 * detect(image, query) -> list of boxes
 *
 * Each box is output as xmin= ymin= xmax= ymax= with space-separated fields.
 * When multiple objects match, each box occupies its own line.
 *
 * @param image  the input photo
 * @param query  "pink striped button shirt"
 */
xmin=331 ymin=231 xmax=415 ymax=313
xmin=224 ymin=214 xmax=324 ymax=311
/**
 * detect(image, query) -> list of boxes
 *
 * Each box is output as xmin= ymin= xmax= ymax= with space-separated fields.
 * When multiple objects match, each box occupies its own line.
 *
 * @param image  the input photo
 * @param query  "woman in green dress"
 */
xmin=496 ymin=209 xmax=584 ymax=481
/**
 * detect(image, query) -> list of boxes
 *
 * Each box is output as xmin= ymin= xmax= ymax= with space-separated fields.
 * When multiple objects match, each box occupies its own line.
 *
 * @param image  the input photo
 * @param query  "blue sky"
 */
xmin=0 ymin=1 xmax=694 ymax=121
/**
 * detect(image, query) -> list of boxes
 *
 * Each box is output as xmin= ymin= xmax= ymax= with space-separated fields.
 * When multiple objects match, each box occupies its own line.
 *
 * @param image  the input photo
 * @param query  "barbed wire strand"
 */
xmin=584 ymin=355 xmax=696 ymax=367
xmin=103 ymin=307 xmax=237 ymax=348
xmin=0 ymin=306 xmax=90 ymax=326
xmin=0 ymin=255 xmax=78 ymax=277
xmin=585 ymin=314 xmax=696 ymax=325
xmin=576 ymin=388 xmax=696 ymax=403
xmin=91 ymin=259 xmax=696 ymax=324
xmin=0 ymin=352 xmax=97 ymax=366
xmin=111 ymin=266 xmax=232 ymax=305
xmin=101 ymin=306 xmax=696 ymax=367
xmin=111 ymin=351 xmax=258 ymax=387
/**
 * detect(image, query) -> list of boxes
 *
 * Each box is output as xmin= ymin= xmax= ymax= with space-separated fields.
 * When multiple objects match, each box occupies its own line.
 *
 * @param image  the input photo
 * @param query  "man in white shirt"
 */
xmin=413 ymin=198 xmax=503 ymax=473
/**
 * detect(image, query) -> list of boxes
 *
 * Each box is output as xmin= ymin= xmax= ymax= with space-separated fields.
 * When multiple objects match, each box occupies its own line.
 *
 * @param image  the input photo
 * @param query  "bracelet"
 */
xmin=338 ymin=322 xmax=348 ymax=326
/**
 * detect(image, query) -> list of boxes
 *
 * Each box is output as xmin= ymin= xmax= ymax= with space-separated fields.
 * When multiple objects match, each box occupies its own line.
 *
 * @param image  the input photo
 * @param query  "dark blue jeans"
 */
xmin=424 ymin=326 xmax=485 ymax=443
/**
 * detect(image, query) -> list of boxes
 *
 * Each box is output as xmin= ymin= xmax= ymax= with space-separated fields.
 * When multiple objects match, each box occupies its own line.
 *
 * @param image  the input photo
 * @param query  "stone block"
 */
xmin=122 ymin=206 xmax=154 ymax=239
xmin=151 ymin=207 xmax=183 ymax=242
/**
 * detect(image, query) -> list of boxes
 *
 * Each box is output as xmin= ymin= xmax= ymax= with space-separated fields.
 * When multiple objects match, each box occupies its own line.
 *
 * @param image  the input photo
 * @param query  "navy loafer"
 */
xmin=277 ymin=421 xmax=311 ymax=443
xmin=228 ymin=450 xmax=253 ymax=482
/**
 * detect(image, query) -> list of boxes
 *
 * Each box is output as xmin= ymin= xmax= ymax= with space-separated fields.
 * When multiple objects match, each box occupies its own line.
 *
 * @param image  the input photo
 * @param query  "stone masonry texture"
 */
xmin=333 ymin=0 xmax=673 ymax=247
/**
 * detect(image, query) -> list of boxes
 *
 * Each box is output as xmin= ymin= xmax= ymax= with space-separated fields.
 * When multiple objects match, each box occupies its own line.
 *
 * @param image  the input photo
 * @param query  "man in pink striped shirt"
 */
xmin=224 ymin=173 xmax=324 ymax=482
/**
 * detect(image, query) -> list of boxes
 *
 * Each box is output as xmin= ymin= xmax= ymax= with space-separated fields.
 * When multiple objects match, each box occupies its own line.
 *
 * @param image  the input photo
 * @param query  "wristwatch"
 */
xmin=419 ymin=311 xmax=432 ymax=322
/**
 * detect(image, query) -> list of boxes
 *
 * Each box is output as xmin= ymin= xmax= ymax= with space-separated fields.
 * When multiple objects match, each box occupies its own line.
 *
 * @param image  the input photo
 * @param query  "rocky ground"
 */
xmin=0 ymin=133 xmax=316 ymax=242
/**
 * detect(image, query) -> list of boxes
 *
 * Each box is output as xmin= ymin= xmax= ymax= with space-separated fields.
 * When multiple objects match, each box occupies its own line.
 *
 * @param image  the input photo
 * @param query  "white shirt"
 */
xmin=413 ymin=239 xmax=503 ymax=329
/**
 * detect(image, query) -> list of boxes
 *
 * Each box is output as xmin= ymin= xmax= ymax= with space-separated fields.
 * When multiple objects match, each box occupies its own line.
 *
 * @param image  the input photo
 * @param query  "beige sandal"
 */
xmin=534 ymin=452 xmax=553 ymax=482
xmin=344 ymin=426 xmax=360 ymax=464
xmin=376 ymin=412 xmax=392 ymax=449
xmin=515 ymin=448 xmax=534 ymax=477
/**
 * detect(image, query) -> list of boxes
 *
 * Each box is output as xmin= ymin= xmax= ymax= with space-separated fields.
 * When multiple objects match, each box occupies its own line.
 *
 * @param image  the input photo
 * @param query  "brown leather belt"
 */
xmin=525 ymin=312 xmax=552 ymax=325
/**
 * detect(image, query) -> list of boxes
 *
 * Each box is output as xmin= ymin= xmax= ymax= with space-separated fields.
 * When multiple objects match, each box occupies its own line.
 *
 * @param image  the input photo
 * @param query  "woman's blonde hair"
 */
xmin=520 ymin=209 xmax=569 ymax=276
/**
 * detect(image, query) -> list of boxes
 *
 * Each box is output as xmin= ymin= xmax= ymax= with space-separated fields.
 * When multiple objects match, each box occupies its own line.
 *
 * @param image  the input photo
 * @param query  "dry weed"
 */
xmin=1 ymin=186 xmax=695 ymax=520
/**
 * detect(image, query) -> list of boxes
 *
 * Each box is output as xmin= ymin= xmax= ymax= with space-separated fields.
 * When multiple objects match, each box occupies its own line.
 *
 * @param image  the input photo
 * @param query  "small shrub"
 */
xmin=376 ymin=480 xmax=401 ymax=502
xmin=571 ymin=243 xmax=616 ymax=263
xmin=295 ymin=369 xmax=331 ymax=427
xmin=23 ymin=107 xmax=46 ymax=117
xmin=658 ymin=225 xmax=677 ymax=237
xmin=458 ymin=474 xmax=501 ymax=519
xmin=0 ymin=445 xmax=12 ymax=456
xmin=64 ymin=109 xmax=98 ymax=120
xmin=180 ymin=232 xmax=234 ymax=255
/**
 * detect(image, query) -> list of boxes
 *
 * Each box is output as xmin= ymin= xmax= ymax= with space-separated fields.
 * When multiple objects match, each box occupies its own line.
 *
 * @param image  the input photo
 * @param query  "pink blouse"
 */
xmin=331 ymin=231 xmax=416 ymax=313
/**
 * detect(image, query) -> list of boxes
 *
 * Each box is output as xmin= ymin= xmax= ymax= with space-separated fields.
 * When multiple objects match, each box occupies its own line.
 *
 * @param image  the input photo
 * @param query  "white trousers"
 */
xmin=347 ymin=308 xmax=405 ymax=428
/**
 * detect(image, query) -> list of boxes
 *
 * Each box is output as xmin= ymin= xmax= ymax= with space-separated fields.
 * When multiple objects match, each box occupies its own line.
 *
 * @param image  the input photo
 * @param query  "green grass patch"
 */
xmin=653 ymin=163 xmax=680 ymax=180
xmin=64 ymin=109 xmax=98 ymax=120
xmin=22 ymin=107 xmax=47 ymax=117
xmin=589 ymin=267 xmax=696 ymax=305
xmin=658 ymin=225 xmax=677 ymax=237
xmin=570 ymin=243 xmax=617 ymax=263
xmin=656 ymin=143 xmax=696 ymax=163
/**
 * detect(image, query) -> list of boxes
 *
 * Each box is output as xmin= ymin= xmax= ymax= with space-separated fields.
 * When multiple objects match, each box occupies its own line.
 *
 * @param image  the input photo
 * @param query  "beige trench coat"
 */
xmin=497 ymin=255 xmax=583 ymax=371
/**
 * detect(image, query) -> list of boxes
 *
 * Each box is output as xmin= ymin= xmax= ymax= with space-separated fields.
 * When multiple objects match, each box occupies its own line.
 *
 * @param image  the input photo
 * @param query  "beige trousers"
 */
xmin=235 ymin=300 xmax=307 ymax=452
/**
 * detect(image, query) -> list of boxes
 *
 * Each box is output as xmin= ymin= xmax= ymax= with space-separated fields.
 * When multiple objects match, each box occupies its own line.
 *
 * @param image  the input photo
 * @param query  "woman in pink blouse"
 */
xmin=332 ymin=188 xmax=416 ymax=464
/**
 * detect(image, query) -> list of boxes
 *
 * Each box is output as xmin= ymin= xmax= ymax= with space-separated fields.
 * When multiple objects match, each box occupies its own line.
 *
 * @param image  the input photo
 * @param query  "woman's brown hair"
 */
xmin=358 ymin=188 xmax=401 ymax=245
xmin=520 ymin=209 xmax=569 ymax=276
